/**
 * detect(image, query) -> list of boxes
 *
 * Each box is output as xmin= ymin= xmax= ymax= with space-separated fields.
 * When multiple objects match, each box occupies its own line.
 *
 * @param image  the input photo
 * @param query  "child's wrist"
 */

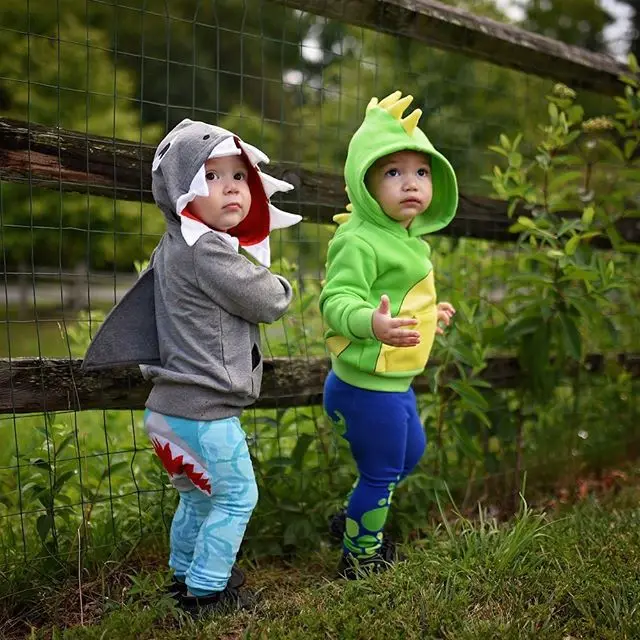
xmin=348 ymin=308 xmax=376 ymax=340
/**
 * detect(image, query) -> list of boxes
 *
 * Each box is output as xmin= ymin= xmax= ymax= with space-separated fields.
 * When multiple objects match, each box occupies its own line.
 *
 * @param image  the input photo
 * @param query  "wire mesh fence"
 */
xmin=1 ymin=0 xmax=639 ymax=582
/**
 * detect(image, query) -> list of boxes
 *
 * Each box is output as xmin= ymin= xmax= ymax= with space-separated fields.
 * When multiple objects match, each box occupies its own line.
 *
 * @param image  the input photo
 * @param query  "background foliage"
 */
xmin=1 ymin=2 xmax=639 ymax=626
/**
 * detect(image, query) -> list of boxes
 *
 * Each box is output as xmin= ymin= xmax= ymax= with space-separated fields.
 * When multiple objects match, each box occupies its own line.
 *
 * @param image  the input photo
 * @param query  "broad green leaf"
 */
xmin=569 ymin=297 xmax=599 ymax=321
xmin=624 ymin=139 xmax=638 ymax=159
xmin=559 ymin=314 xmax=582 ymax=361
xmin=469 ymin=379 xmax=493 ymax=389
xmin=53 ymin=471 xmax=76 ymax=494
xmin=620 ymin=73 xmax=640 ymax=88
xmin=565 ymin=234 xmax=580 ymax=256
xmin=553 ymin=155 xmax=583 ymax=165
xmin=454 ymin=424 xmax=485 ymax=457
xmin=566 ymin=105 xmax=584 ymax=125
xmin=581 ymin=206 xmax=595 ymax=227
xmin=449 ymin=345 xmax=478 ymax=367
xmin=559 ymin=268 xmax=599 ymax=282
xmin=564 ymin=130 xmax=582 ymax=145
xmin=447 ymin=380 xmax=489 ymax=411
xmin=549 ymin=170 xmax=583 ymax=191
xmin=602 ymin=316 xmax=620 ymax=343
xmin=507 ymin=199 xmax=521 ymax=218
xmin=37 ymin=514 xmax=53 ymax=543
xmin=509 ymin=152 xmax=523 ymax=168
xmin=30 ymin=458 xmax=52 ymax=472
xmin=489 ymin=145 xmax=509 ymax=157
xmin=607 ymin=261 xmax=615 ymax=278
xmin=466 ymin=406 xmax=492 ymax=430
xmin=598 ymin=140 xmax=625 ymax=162
xmin=521 ymin=323 xmax=552 ymax=397
xmin=101 ymin=460 xmax=129 ymax=480
xmin=525 ymin=252 xmax=555 ymax=266
xmin=55 ymin=434 xmax=76 ymax=459
xmin=505 ymin=316 xmax=542 ymax=341
xmin=508 ymin=274 xmax=554 ymax=286
xmin=617 ymin=243 xmax=640 ymax=254
xmin=557 ymin=220 xmax=582 ymax=236
xmin=517 ymin=216 xmax=537 ymax=229
xmin=290 ymin=434 xmax=315 ymax=471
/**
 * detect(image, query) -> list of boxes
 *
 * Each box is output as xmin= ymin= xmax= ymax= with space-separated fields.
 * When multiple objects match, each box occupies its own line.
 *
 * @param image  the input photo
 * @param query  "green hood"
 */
xmin=343 ymin=94 xmax=458 ymax=237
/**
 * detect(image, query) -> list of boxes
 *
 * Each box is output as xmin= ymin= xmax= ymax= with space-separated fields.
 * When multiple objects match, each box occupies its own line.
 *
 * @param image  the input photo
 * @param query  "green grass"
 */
xmin=6 ymin=493 xmax=640 ymax=639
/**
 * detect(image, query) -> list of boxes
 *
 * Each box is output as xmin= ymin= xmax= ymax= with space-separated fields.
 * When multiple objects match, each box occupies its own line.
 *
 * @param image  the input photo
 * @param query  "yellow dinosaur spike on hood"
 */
xmin=401 ymin=109 xmax=422 ymax=136
xmin=377 ymin=91 xmax=402 ymax=110
xmin=333 ymin=212 xmax=351 ymax=225
xmin=366 ymin=91 xmax=422 ymax=134
xmin=333 ymin=202 xmax=353 ymax=225
xmin=387 ymin=94 xmax=413 ymax=119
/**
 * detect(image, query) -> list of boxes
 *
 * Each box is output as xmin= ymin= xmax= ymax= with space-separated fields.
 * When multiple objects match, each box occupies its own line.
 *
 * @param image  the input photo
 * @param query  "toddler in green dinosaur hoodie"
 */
xmin=319 ymin=91 xmax=459 ymax=578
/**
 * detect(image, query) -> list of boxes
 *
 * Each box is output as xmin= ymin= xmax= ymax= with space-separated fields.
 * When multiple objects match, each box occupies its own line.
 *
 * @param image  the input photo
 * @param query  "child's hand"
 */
xmin=436 ymin=302 xmax=456 ymax=335
xmin=372 ymin=295 xmax=421 ymax=347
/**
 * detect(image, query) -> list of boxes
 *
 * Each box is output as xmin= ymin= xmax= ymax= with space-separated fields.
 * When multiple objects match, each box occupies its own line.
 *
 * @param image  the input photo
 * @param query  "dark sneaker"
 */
xmin=337 ymin=538 xmax=402 ymax=580
xmin=328 ymin=509 xmax=347 ymax=543
xmin=177 ymin=584 xmax=255 ymax=617
xmin=167 ymin=564 xmax=245 ymax=597
xmin=380 ymin=537 xmax=407 ymax=564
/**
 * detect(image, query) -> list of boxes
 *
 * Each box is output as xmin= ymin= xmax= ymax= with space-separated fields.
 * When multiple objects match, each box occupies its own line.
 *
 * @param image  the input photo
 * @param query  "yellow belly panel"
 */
xmin=375 ymin=271 xmax=437 ymax=374
xmin=326 ymin=335 xmax=351 ymax=357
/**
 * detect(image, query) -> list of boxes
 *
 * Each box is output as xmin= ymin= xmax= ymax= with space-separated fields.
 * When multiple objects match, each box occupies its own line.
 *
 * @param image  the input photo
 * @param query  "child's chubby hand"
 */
xmin=436 ymin=301 xmax=456 ymax=335
xmin=372 ymin=294 xmax=421 ymax=347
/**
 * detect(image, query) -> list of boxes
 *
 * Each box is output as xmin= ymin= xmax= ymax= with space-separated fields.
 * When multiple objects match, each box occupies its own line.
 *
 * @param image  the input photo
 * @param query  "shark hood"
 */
xmin=338 ymin=91 xmax=458 ymax=237
xmin=151 ymin=118 xmax=301 ymax=266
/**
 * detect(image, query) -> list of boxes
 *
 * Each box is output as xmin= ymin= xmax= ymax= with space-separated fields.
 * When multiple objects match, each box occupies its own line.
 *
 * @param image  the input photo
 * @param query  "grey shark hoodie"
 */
xmin=83 ymin=119 xmax=301 ymax=420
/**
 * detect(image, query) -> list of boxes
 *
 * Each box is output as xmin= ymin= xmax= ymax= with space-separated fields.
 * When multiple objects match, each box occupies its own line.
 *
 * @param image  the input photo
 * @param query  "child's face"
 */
xmin=189 ymin=155 xmax=252 ymax=231
xmin=366 ymin=151 xmax=432 ymax=228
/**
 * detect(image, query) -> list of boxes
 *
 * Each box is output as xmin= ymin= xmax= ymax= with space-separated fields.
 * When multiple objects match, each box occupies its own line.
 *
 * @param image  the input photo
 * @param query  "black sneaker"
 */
xmin=337 ymin=538 xmax=402 ymax=580
xmin=380 ymin=537 xmax=406 ymax=562
xmin=167 ymin=563 xmax=245 ymax=597
xmin=177 ymin=584 xmax=254 ymax=617
xmin=328 ymin=509 xmax=347 ymax=543
xmin=329 ymin=510 xmax=398 ymax=551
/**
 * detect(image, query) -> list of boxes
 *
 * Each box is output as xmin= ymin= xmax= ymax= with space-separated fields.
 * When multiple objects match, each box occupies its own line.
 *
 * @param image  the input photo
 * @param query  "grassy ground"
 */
xmin=5 ymin=489 xmax=640 ymax=640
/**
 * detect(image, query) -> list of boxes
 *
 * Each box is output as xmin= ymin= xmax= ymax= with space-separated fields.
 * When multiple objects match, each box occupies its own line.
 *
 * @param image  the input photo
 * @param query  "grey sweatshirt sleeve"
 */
xmin=193 ymin=233 xmax=293 ymax=324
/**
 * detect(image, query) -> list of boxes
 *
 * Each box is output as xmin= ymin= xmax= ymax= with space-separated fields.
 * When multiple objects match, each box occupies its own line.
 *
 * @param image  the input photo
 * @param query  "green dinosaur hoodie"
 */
xmin=319 ymin=92 xmax=458 ymax=392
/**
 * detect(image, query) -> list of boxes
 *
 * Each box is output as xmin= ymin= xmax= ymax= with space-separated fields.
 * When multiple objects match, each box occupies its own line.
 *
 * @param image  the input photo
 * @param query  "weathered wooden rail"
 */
xmin=272 ymin=0 xmax=634 ymax=96
xmin=1 ymin=2 xmax=639 ymax=419
xmin=1 ymin=354 xmax=638 ymax=415
xmin=1 ymin=118 xmax=639 ymax=248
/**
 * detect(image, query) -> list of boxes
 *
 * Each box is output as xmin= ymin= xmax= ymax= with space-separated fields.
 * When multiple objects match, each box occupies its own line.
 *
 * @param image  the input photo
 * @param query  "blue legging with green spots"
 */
xmin=324 ymin=371 xmax=426 ymax=558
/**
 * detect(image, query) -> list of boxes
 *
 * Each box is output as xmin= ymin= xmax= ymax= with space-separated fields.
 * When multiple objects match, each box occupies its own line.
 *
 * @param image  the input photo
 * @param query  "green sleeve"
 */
xmin=319 ymin=234 xmax=377 ymax=342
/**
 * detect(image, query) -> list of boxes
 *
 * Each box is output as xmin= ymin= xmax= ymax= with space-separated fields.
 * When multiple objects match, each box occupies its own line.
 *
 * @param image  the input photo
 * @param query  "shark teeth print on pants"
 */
xmin=144 ymin=410 xmax=258 ymax=595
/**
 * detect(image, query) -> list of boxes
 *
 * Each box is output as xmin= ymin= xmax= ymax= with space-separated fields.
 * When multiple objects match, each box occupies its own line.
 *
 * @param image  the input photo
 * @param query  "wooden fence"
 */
xmin=1 ymin=0 xmax=639 ymax=416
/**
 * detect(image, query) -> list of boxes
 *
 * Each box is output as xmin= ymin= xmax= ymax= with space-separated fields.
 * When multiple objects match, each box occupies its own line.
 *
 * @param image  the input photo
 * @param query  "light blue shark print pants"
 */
xmin=144 ymin=409 xmax=258 ymax=596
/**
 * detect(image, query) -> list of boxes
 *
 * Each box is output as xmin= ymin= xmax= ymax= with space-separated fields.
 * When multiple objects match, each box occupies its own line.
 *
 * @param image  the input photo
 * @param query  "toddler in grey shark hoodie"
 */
xmin=83 ymin=119 xmax=301 ymax=613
